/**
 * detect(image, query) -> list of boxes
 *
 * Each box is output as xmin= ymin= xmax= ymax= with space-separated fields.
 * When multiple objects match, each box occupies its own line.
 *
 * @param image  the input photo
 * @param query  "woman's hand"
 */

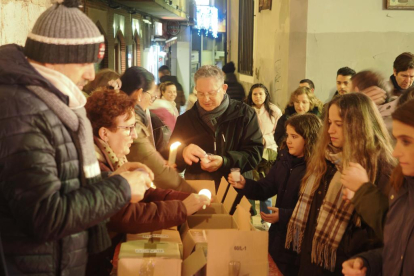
xmin=182 ymin=193 xmax=212 ymax=215
xmin=342 ymin=258 xmax=367 ymax=276
xmin=227 ymin=173 xmax=246 ymax=189
xmin=341 ymin=162 xmax=369 ymax=192
xmin=119 ymin=170 xmax=152 ymax=203
xmin=112 ymin=162 xmax=154 ymax=181
xmin=261 ymin=207 xmax=279 ymax=223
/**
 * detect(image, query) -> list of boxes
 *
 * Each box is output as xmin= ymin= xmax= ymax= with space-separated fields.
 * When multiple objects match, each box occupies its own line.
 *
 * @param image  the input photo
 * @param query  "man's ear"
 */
xmin=98 ymin=127 xmax=109 ymax=142
xmin=222 ymin=83 xmax=228 ymax=93
xmin=393 ymin=68 xmax=397 ymax=77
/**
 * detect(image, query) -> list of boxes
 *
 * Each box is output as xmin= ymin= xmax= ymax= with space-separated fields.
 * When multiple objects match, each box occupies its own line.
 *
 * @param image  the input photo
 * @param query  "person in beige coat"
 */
xmin=120 ymin=66 xmax=195 ymax=193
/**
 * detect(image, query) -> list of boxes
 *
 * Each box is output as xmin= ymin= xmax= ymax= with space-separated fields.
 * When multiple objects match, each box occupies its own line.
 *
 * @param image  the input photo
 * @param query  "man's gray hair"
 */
xmin=194 ymin=65 xmax=225 ymax=85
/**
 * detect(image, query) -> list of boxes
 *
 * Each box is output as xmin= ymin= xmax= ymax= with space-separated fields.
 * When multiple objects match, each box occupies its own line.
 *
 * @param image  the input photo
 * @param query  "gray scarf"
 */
xmin=27 ymin=85 xmax=111 ymax=254
xmin=196 ymin=93 xmax=229 ymax=131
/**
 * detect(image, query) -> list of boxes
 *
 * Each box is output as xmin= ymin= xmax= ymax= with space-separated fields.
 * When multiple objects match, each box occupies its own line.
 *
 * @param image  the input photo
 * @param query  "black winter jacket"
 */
xmin=274 ymin=105 xmax=320 ymax=148
xmin=170 ymin=100 xmax=263 ymax=189
xmin=0 ymin=44 xmax=131 ymax=276
xmin=241 ymin=149 xmax=305 ymax=273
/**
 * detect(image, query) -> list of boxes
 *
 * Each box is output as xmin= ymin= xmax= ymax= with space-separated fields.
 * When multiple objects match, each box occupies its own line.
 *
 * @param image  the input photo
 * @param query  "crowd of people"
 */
xmin=1 ymin=1 xmax=414 ymax=276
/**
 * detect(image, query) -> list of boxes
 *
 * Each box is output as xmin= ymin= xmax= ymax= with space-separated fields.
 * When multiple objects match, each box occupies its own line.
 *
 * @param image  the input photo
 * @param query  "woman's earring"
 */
xmin=138 ymin=97 xmax=141 ymax=102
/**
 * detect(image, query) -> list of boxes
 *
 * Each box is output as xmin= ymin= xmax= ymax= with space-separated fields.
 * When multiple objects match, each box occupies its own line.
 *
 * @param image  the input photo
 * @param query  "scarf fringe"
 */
xmin=311 ymin=239 xmax=337 ymax=272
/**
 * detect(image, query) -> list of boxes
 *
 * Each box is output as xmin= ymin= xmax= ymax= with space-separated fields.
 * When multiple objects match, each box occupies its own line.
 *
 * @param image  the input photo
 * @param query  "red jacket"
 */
xmin=96 ymin=141 xmax=190 ymax=234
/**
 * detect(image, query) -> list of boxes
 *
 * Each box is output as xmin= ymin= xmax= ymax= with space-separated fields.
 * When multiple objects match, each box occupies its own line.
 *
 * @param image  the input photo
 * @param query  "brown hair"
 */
xmin=351 ymin=70 xmax=391 ymax=95
xmin=284 ymin=113 xmax=322 ymax=161
xmin=390 ymin=99 xmax=414 ymax=191
xmin=159 ymin=81 xmax=176 ymax=94
xmin=301 ymin=93 xmax=395 ymax=194
xmin=85 ymin=88 xmax=136 ymax=137
xmin=83 ymin=69 xmax=120 ymax=95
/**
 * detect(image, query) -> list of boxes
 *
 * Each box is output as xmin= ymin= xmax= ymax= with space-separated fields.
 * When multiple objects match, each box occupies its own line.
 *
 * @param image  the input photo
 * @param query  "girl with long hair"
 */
xmin=228 ymin=113 xmax=321 ymax=275
xmin=274 ymin=86 xmax=321 ymax=147
xmin=342 ymin=99 xmax=414 ymax=276
xmin=245 ymin=83 xmax=282 ymax=229
xmin=286 ymin=93 xmax=395 ymax=275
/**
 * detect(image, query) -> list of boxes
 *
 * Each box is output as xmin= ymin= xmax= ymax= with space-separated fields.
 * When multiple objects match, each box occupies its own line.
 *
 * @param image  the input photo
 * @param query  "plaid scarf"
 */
xmin=286 ymin=146 xmax=358 ymax=271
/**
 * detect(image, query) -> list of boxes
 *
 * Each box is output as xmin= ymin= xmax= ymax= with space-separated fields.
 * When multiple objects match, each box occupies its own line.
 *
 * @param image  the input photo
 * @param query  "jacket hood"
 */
xmin=0 ymin=44 xmax=69 ymax=104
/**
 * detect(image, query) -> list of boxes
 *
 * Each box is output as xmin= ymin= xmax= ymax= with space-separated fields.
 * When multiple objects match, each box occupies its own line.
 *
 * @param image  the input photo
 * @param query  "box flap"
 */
xmin=223 ymin=185 xmax=238 ymax=214
xmin=216 ymin=177 xmax=229 ymax=203
xmin=187 ymin=214 xmax=238 ymax=229
xmin=186 ymin=180 xmax=216 ymax=195
xmin=233 ymin=205 xmax=252 ymax=231
xmin=182 ymin=246 xmax=207 ymax=276
xmin=239 ymin=196 xmax=252 ymax=213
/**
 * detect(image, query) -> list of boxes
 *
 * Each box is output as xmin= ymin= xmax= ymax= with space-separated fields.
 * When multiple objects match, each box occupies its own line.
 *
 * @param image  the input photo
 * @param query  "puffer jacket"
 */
xmin=0 ymin=44 xmax=131 ymax=276
xmin=170 ymin=99 xmax=263 ymax=189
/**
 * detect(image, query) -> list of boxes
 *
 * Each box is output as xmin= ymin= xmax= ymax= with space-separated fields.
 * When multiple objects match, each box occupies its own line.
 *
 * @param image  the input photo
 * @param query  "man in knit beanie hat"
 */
xmin=0 ymin=0 xmax=152 ymax=275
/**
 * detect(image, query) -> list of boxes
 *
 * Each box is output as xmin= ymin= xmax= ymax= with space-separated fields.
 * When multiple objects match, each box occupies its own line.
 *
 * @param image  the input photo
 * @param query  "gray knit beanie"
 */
xmin=24 ymin=0 xmax=105 ymax=64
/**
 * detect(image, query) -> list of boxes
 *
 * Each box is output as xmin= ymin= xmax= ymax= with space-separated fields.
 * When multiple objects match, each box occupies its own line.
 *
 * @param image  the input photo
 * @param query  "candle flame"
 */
xmin=170 ymin=141 xmax=181 ymax=150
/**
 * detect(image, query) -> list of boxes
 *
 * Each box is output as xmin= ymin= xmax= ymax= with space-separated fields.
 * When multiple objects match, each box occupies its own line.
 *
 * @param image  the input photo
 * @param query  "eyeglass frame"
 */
xmin=195 ymin=87 xmax=222 ymax=99
xmin=116 ymin=122 xmax=137 ymax=136
xmin=144 ymin=91 xmax=158 ymax=103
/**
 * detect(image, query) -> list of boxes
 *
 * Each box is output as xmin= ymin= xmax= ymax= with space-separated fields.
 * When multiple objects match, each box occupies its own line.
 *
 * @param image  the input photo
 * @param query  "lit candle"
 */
xmin=198 ymin=188 xmax=212 ymax=209
xmin=168 ymin=141 xmax=181 ymax=166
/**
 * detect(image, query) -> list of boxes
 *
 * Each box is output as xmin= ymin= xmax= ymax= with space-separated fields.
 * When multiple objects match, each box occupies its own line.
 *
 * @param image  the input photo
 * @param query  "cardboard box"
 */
xmin=181 ymin=178 xmax=268 ymax=276
xmin=126 ymin=229 xmax=183 ymax=258
xmin=118 ymin=241 xmax=182 ymax=276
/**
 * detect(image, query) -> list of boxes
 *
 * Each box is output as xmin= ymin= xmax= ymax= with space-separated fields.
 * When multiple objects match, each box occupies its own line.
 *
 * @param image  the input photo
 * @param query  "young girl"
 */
xmin=245 ymin=83 xmax=283 ymax=229
xmin=274 ymin=86 xmax=321 ymax=147
xmin=228 ymin=113 xmax=321 ymax=276
xmin=286 ymin=93 xmax=395 ymax=275
xmin=342 ymin=99 xmax=414 ymax=276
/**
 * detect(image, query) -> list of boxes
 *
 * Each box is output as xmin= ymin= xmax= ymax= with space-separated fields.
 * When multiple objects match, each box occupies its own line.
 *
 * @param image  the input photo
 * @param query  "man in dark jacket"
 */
xmin=170 ymin=65 xmax=263 ymax=190
xmin=389 ymin=52 xmax=414 ymax=97
xmin=222 ymin=61 xmax=246 ymax=101
xmin=0 ymin=1 xmax=149 ymax=275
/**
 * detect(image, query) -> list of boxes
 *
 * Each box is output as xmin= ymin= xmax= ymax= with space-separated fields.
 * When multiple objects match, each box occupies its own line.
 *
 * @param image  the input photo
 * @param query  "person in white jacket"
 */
xmin=246 ymin=83 xmax=282 ymax=230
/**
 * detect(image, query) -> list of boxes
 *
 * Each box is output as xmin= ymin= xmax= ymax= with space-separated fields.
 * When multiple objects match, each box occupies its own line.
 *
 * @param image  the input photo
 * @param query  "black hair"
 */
xmin=158 ymin=65 xmax=170 ymax=73
xmin=246 ymin=83 xmax=275 ymax=118
xmin=120 ymin=66 xmax=155 ymax=96
xmin=337 ymin=67 xmax=356 ymax=77
xmin=299 ymin=79 xmax=315 ymax=90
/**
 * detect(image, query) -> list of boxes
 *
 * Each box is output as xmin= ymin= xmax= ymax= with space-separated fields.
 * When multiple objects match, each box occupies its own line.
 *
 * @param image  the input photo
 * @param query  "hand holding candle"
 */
xmin=198 ymin=189 xmax=212 ymax=209
xmin=168 ymin=141 xmax=181 ymax=166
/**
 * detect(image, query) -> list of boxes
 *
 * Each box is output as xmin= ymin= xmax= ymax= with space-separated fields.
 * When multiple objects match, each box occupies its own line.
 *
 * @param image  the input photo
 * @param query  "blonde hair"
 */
xmin=301 ymin=93 xmax=395 ymax=194
xmin=288 ymin=87 xmax=319 ymax=112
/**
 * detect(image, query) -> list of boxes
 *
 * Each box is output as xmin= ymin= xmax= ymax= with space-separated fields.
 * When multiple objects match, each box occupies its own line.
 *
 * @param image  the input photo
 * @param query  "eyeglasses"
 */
xmin=116 ymin=122 xmax=137 ymax=136
xmin=144 ymin=91 xmax=158 ymax=103
xmin=196 ymin=88 xmax=221 ymax=99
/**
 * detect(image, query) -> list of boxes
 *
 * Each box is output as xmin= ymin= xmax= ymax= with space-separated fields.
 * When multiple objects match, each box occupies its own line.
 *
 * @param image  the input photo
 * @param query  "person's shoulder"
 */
xmin=0 ymin=84 xmax=50 ymax=118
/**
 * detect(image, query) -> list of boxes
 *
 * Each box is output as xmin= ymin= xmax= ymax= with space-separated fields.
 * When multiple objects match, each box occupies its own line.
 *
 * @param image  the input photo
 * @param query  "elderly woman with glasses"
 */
xmin=85 ymin=88 xmax=210 ymax=275
xmin=119 ymin=66 xmax=195 ymax=193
